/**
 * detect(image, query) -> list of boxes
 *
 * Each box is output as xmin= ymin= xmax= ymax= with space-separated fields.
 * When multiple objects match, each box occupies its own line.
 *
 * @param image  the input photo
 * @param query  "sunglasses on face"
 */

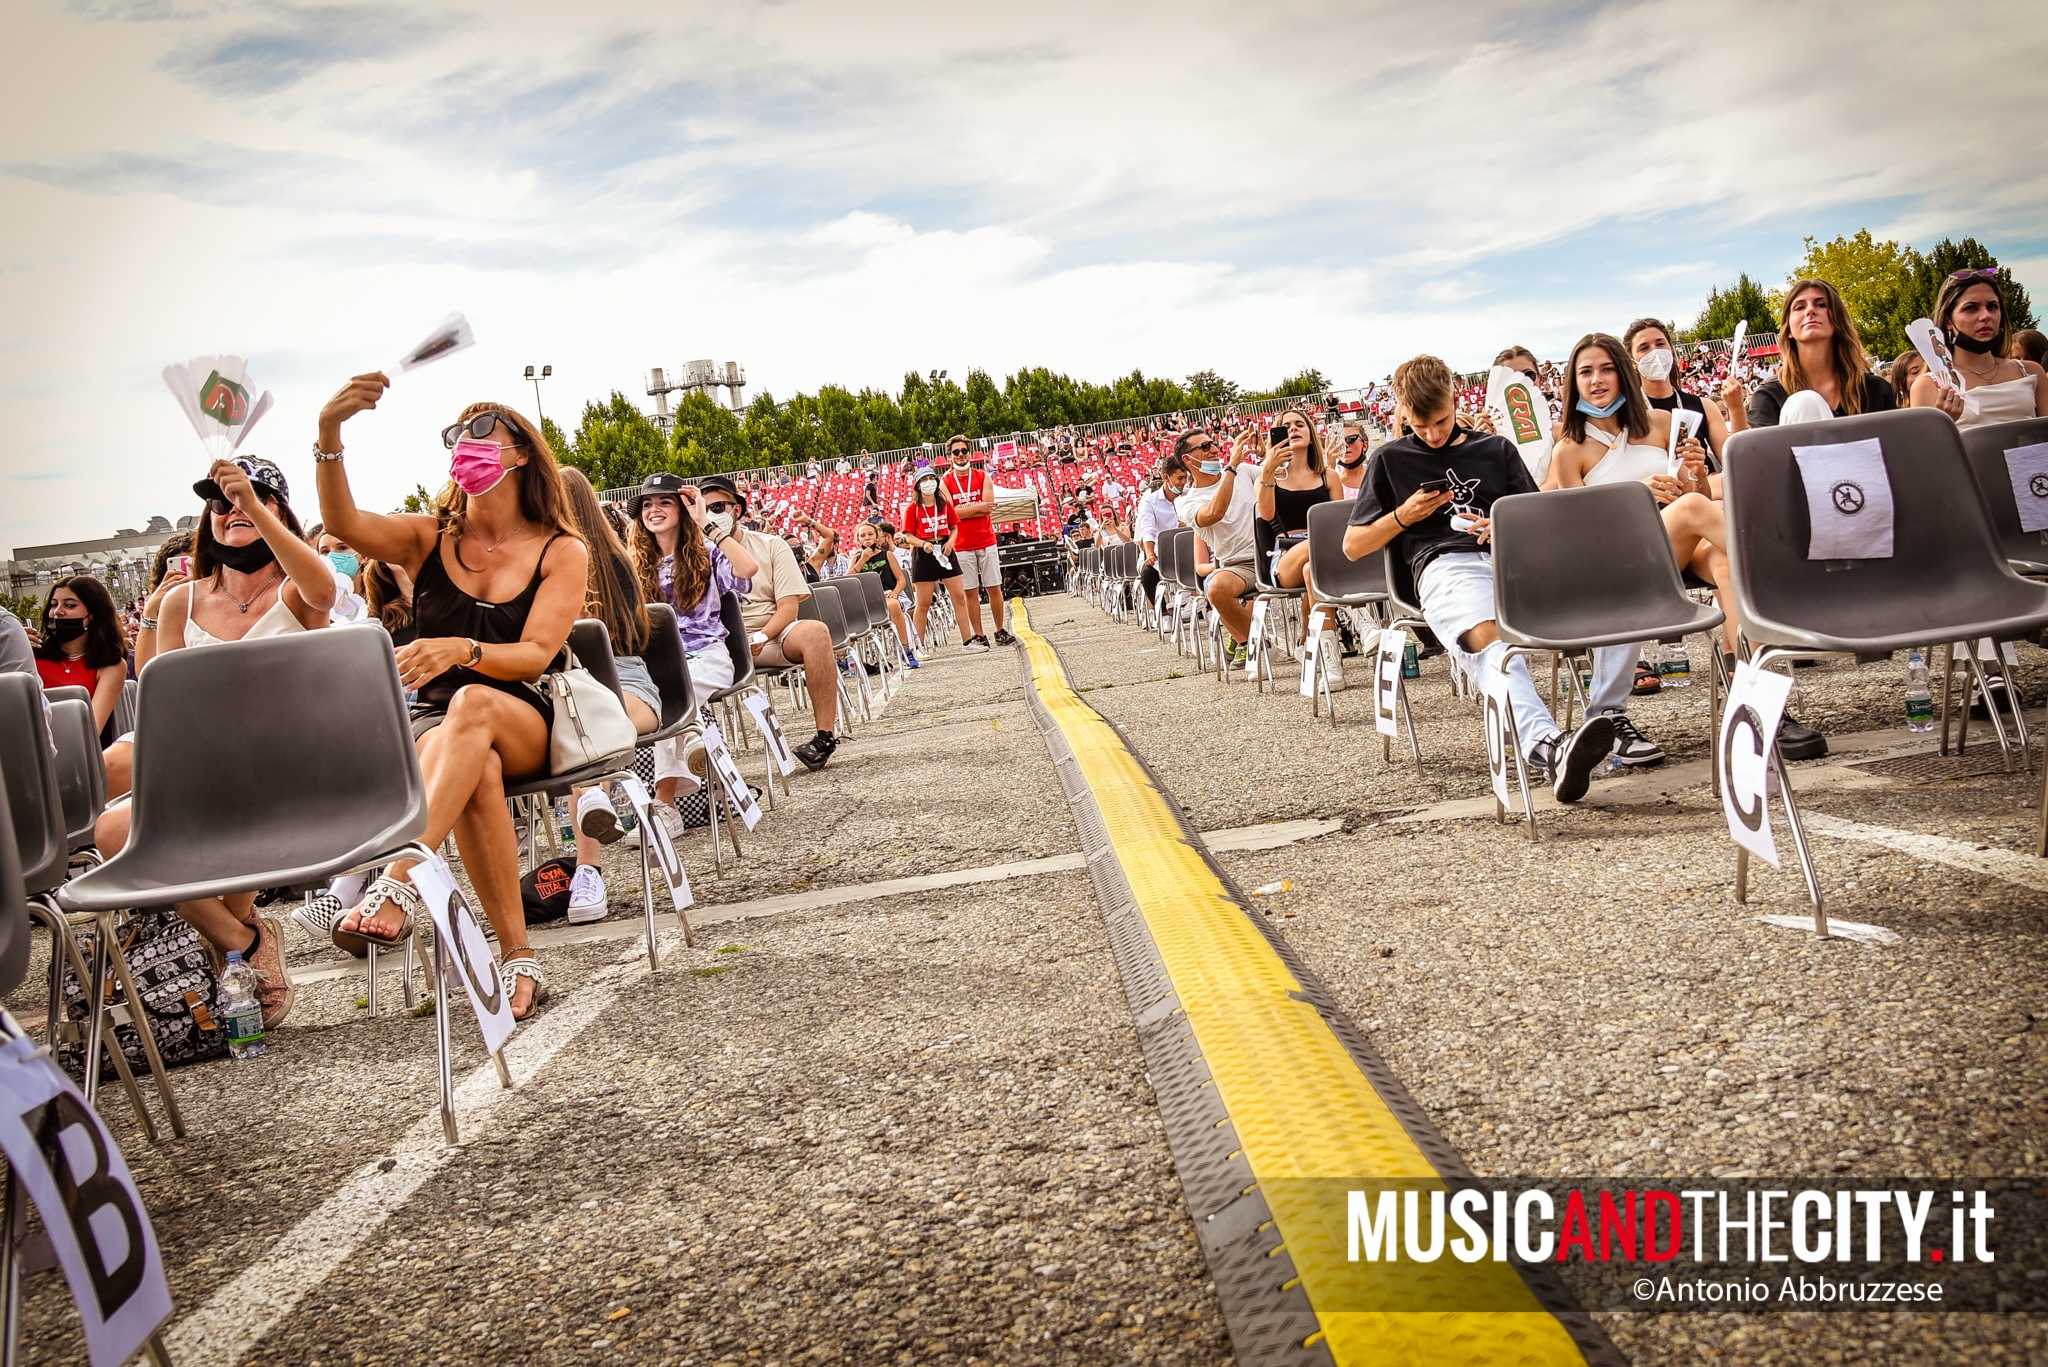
xmin=1184 ymin=441 xmax=1215 ymax=455
xmin=1344 ymin=434 xmax=1362 ymax=445
xmin=702 ymin=500 xmax=736 ymax=513
xmin=441 ymin=412 xmax=528 ymax=449
xmin=208 ymin=492 xmax=280 ymax=516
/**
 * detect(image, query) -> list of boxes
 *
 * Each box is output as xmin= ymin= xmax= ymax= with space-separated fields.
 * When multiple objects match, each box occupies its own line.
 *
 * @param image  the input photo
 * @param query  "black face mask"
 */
xmin=210 ymin=535 xmax=279 ymax=573
xmin=44 ymin=618 xmax=85 ymax=644
xmin=1950 ymin=327 xmax=1998 ymax=354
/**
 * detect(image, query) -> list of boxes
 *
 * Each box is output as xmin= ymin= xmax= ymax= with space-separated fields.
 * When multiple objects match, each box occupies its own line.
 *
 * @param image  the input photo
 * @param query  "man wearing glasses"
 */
xmin=940 ymin=436 xmax=1016 ymax=649
xmin=698 ymin=475 xmax=841 ymax=770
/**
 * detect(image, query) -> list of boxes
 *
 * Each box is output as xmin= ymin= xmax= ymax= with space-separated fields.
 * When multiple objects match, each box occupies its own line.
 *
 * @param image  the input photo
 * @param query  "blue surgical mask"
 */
xmin=1575 ymin=395 xmax=1626 ymax=419
xmin=1197 ymin=459 xmax=1223 ymax=476
xmin=326 ymin=551 xmax=359 ymax=578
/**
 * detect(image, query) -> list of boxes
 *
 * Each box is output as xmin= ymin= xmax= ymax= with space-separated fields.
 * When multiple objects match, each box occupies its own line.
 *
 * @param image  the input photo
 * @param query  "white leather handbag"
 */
xmin=542 ymin=649 xmax=638 ymax=774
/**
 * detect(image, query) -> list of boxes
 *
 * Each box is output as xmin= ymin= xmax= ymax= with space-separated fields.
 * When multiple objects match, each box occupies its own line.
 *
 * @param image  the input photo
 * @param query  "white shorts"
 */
xmin=957 ymin=545 xmax=1002 ymax=591
xmin=1417 ymin=551 xmax=1498 ymax=652
xmin=652 ymin=650 xmax=738 ymax=782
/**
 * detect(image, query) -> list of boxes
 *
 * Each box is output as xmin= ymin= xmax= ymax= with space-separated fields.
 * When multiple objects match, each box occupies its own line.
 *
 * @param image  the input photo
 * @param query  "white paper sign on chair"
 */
xmin=1245 ymin=599 xmax=1268 ymax=673
xmin=1298 ymin=608 xmax=1329 ymax=699
xmin=1793 ymin=438 xmax=1895 ymax=560
xmin=1718 ymin=663 xmax=1793 ymax=868
xmin=1373 ymin=629 xmax=1404 ymax=738
xmin=0 ymin=1018 xmax=171 ymax=1367
xmin=2005 ymin=441 xmax=2048 ymax=534
xmin=619 ymin=777 xmax=694 ymax=911
xmin=744 ymin=694 xmax=797 ymax=776
xmin=1481 ymin=659 xmax=1514 ymax=809
xmin=701 ymin=723 xmax=763 ymax=831
xmin=408 ymin=857 xmax=516 ymax=1056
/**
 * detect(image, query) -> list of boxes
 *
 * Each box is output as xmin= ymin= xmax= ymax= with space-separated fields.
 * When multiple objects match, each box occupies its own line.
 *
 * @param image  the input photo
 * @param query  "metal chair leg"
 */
xmin=96 ymin=912 xmax=185 ymax=1139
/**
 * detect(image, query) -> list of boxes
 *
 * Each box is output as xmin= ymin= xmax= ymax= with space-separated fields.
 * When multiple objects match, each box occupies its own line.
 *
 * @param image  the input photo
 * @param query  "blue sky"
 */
xmin=5 ymin=0 xmax=2045 ymax=549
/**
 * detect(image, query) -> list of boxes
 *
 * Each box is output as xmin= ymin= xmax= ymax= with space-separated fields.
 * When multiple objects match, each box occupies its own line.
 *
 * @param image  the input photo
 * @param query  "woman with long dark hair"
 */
xmin=900 ymin=467 xmax=972 ymax=651
xmin=34 ymin=574 xmax=127 ymax=743
xmin=1623 ymin=318 xmax=1731 ymax=460
xmin=1908 ymin=270 xmax=2048 ymax=425
xmin=1253 ymin=407 xmax=1344 ymax=652
xmin=314 ymin=376 xmax=588 ymax=1019
xmin=95 ymin=456 xmax=335 ymax=1029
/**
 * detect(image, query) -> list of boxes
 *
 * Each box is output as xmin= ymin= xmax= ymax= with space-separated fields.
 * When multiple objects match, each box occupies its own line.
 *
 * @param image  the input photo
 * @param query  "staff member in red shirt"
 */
xmin=939 ymin=435 xmax=1016 ymax=649
xmin=900 ymin=465 xmax=975 ymax=653
xmin=34 ymin=573 xmax=128 ymax=745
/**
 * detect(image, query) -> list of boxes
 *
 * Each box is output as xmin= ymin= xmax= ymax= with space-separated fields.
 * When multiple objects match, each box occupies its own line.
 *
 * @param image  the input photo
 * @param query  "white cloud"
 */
xmin=3 ymin=0 xmax=2046 ymax=549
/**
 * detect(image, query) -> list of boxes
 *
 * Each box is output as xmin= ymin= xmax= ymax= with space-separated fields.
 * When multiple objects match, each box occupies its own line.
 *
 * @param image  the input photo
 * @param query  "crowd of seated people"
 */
xmin=17 ymin=275 xmax=2040 ymax=1052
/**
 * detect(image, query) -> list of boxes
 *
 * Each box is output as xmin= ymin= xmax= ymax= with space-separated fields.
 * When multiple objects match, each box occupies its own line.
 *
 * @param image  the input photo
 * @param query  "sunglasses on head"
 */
xmin=1948 ymin=267 xmax=2001 ymax=282
xmin=441 ymin=412 xmax=528 ymax=449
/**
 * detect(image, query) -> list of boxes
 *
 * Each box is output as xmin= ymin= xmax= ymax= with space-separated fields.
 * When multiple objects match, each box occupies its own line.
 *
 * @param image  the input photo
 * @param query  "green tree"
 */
xmin=560 ymin=392 xmax=670 ymax=490
xmin=1687 ymin=272 xmax=1779 ymax=341
xmin=399 ymin=482 xmax=437 ymax=514
xmin=1774 ymin=231 xmax=1917 ymax=354
xmin=1185 ymin=369 xmax=1240 ymax=406
xmin=668 ymin=392 xmax=750 ymax=474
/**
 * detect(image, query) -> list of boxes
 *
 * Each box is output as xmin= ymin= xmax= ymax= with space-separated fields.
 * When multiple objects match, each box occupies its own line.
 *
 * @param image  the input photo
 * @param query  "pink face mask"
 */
xmin=450 ymin=438 xmax=512 ymax=496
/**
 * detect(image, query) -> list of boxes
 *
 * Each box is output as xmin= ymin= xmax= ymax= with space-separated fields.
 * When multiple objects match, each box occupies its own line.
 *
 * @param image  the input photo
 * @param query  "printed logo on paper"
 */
xmin=198 ymin=370 xmax=250 ymax=425
xmin=1830 ymin=481 xmax=1866 ymax=515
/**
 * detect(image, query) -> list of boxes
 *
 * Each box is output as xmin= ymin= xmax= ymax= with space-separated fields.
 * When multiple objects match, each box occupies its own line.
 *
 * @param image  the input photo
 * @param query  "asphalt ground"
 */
xmin=7 ymin=592 xmax=2047 ymax=1366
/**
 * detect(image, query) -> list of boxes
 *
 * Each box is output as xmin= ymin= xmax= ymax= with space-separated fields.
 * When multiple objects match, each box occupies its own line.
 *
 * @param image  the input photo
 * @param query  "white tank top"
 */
xmin=180 ymin=579 xmax=309 ymax=648
xmin=1580 ymin=424 xmax=1667 ymax=487
xmin=1958 ymin=372 xmax=2038 ymax=429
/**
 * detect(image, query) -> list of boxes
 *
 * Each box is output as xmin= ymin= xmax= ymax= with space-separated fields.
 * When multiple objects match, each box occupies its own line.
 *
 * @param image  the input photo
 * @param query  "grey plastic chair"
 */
xmin=46 ymin=698 xmax=107 ymax=855
xmin=820 ymin=574 xmax=883 ymax=713
xmin=1306 ymin=500 xmax=1421 ymax=764
xmin=1723 ymin=407 xmax=2048 ymax=914
xmin=1163 ymin=529 xmax=1212 ymax=672
xmin=1960 ymin=415 xmax=2048 ymax=579
xmin=799 ymin=583 xmax=866 ymax=730
xmin=52 ymin=627 xmax=500 ymax=1145
xmin=0 ymin=740 xmax=29 ymax=999
xmin=1244 ymin=518 xmax=1304 ymax=693
xmin=1490 ymin=482 xmax=1727 ymax=842
xmin=503 ymin=619 xmax=674 ymax=966
xmin=703 ymin=590 xmax=787 ymax=814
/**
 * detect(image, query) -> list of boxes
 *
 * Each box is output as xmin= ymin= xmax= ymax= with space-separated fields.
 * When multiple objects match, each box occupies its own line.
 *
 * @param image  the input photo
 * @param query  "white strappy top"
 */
xmin=1957 ymin=372 xmax=2039 ymax=429
xmin=1580 ymin=424 xmax=1668 ymax=487
xmin=180 ymin=580 xmax=309 ymax=648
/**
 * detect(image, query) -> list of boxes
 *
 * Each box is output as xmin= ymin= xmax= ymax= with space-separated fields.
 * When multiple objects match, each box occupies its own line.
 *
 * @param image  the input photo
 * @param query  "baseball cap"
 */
xmin=695 ymin=474 xmax=747 ymax=514
xmin=626 ymin=471 xmax=689 ymax=521
xmin=193 ymin=455 xmax=289 ymax=508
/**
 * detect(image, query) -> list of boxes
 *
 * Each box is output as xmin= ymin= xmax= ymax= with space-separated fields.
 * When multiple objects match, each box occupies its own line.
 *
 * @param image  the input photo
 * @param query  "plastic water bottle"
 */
xmin=220 ymin=951 xmax=265 ymax=1059
xmin=1659 ymin=640 xmax=1692 ymax=688
xmin=1401 ymin=642 xmax=1420 ymax=680
xmin=1904 ymin=650 xmax=1934 ymax=732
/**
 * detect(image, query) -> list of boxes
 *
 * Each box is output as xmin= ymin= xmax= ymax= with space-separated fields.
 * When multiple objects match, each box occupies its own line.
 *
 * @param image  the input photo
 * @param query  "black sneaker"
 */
xmin=793 ymin=731 xmax=838 ymax=771
xmin=1605 ymin=713 xmax=1665 ymax=767
xmin=993 ymin=628 xmax=1017 ymax=647
xmin=1776 ymin=719 xmax=1828 ymax=761
xmin=961 ymin=636 xmax=990 ymax=653
xmin=1552 ymin=715 xmax=1616 ymax=803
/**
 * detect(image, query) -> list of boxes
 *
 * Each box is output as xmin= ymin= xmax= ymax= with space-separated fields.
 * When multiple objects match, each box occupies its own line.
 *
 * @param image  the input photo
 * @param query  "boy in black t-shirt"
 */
xmin=1342 ymin=355 xmax=1615 ymax=802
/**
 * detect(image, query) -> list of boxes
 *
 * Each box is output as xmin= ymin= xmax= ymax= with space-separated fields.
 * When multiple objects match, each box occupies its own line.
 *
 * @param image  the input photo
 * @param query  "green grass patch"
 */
xmin=690 ymin=965 xmax=733 ymax=979
xmin=716 ymin=944 xmax=747 ymax=954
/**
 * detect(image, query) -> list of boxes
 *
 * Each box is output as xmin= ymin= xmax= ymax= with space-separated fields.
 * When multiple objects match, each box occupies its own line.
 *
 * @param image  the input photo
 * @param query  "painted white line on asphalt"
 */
xmin=1800 ymin=811 xmax=2048 ymax=893
xmin=163 ymin=931 xmax=675 ymax=1367
xmin=290 ymin=819 xmax=1346 ymax=984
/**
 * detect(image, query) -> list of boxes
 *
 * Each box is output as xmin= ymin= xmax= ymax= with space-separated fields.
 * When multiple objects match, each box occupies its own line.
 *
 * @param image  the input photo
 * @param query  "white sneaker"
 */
xmin=575 ymin=786 xmax=623 ymax=844
xmin=684 ymin=733 xmax=710 ymax=779
xmin=566 ymin=865 xmax=608 ymax=923
xmin=1321 ymin=632 xmax=1346 ymax=691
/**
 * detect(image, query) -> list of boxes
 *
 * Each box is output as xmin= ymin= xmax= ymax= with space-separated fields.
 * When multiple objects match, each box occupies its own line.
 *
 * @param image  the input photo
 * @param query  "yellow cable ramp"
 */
xmin=1011 ymin=599 xmax=1613 ymax=1367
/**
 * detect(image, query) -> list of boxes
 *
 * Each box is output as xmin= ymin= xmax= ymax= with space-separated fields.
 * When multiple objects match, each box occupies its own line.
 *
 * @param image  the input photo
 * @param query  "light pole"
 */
xmin=524 ymin=364 xmax=552 ymax=425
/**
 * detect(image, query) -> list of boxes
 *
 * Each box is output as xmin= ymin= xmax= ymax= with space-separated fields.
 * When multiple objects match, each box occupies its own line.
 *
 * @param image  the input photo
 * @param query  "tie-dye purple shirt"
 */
xmin=658 ymin=547 xmax=752 ymax=655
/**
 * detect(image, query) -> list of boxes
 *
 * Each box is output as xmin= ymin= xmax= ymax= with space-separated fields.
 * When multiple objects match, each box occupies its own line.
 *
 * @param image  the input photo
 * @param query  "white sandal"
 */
xmin=503 ymin=951 xmax=549 ymax=1020
xmin=332 ymin=876 xmax=423 ymax=956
